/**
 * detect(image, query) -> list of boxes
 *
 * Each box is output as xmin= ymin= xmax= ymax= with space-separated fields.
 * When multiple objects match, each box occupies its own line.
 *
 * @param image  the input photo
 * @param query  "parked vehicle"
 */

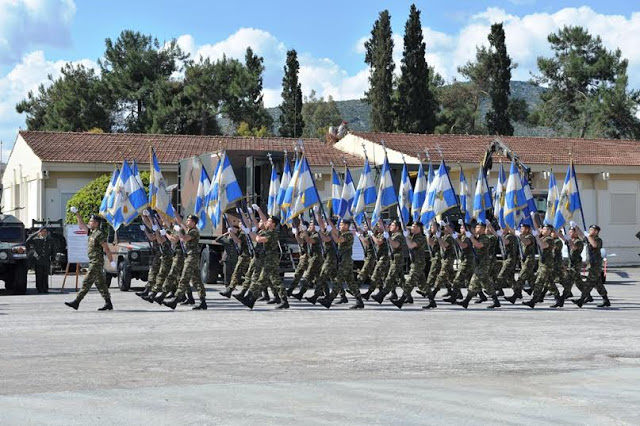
xmin=0 ymin=213 xmax=28 ymax=294
xmin=103 ymin=222 xmax=153 ymax=291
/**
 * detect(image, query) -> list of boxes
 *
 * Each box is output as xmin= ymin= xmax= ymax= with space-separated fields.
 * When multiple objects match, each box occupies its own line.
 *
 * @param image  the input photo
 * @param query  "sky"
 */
xmin=1 ymin=0 xmax=639 ymax=160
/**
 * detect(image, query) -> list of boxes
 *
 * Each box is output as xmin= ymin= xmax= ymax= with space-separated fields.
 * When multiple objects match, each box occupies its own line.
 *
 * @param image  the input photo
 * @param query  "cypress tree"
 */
xmin=364 ymin=10 xmax=395 ymax=132
xmin=279 ymin=49 xmax=304 ymax=137
xmin=486 ymin=23 xmax=514 ymax=135
xmin=395 ymin=4 xmax=436 ymax=133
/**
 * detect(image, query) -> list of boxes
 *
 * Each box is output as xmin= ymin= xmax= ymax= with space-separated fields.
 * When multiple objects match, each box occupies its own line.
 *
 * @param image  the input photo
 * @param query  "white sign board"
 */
xmin=65 ymin=225 xmax=89 ymax=263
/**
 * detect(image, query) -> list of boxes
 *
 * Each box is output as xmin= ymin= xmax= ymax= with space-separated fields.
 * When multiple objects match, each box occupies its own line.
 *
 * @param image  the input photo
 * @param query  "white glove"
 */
xmin=159 ymin=229 xmax=166 ymax=236
xmin=438 ymin=220 xmax=446 ymax=227
xmin=452 ymin=232 xmax=459 ymax=239
xmin=251 ymin=204 xmax=260 ymax=211
xmin=326 ymin=225 xmax=333 ymax=232
xmin=251 ymin=226 xmax=258 ymax=233
xmin=530 ymin=211 xmax=536 ymax=218
xmin=300 ymin=224 xmax=307 ymax=231
xmin=139 ymin=225 xmax=146 ymax=231
xmin=532 ymin=230 xmax=539 ymax=237
xmin=152 ymin=224 xmax=159 ymax=231
xmin=497 ymin=230 xmax=503 ymax=237
xmin=355 ymin=232 xmax=361 ymax=237
xmin=435 ymin=231 xmax=441 ymax=238
xmin=465 ymin=231 xmax=472 ymax=238
xmin=247 ymin=204 xmax=254 ymax=211
xmin=292 ymin=228 xmax=298 ymax=235
xmin=383 ymin=231 xmax=390 ymax=239
xmin=70 ymin=206 xmax=78 ymax=213
xmin=515 ymin=230 xmax=521 ymax=237
xmin=313 ymin=205 xmax=319 ymax=213
xmin=142 ymin=210 xmax=150 ymax=216
xmin=563 ymin=233 xmax=571 ymax=242
xmin=403 ymin=230 xmax=409 ymax=237
xmin=569 ymin=221 xmax=577 ymax=228
xmin=458 ymin=219 xmax=463 ymax=225
xmin=110 ymin=260 xmax=117 ymax=268
xmin=241 ymin=226 xmax=250 ymax=233
xmin=424 ymin=229 xmax=430 ymax=236
xmin=367 ymin=230 xmax=374 ymax=237
xmin=173 ymin=225 xmax=181 ymax=232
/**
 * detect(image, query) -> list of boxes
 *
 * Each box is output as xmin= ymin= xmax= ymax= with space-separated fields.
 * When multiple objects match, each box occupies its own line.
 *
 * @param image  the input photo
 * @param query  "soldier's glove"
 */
xmin=173 ymin=225 xmax=181 ymax=232
xmin=70 ymin=206 xmax=78 ymax=213
xmin=142 ymin=210 xmax=150 ymax=216
xmin=403 ymin=230 xmax=409 ymax=237
xmin=458 ymin=219 xmax=464 ymax=225
xmin=563 ymin=233 xmax=571 ymax=242
xmin=515 ymin=230 xmax=521 ymax=237
xmin=152 ymin=225 xmax=159 ymax=231
xmin=355 ymin=232 xmax=361 ymax=237
xmin=452 ymin=232 xmax=459 ymax=239
xmin=241 ymin=226 xmax=250 ymax=233
xmin=326 ymin=225 xmax=333 ymax=232
xmin=367 ymin=230 xmax=374 ymax=237
xmin=465 ymin=231 xmax=472 ymax=238
xmin=485 ymin=219 xmax=491 ymax=225
xmin=569 ymin=221 xmax=577 ymax=228
xmin=139 ymin=225 xmax=146 ymax=231
xmin=496 ymin=230 xmax=503 ymax=237
xmin=435 ymin=231 xmax=441 ymax=238
xmin=383 ymin=231 xmax=390 ymax=239
xmin=251 ymin=226 xmax=258 ymax=233
xmin=439 ymin=220 xmax=446 ymax=227
xmin=110 ymin=260 xmax=117 ymax=268
xmin=251 ymin=204 xmax=260 ymax=211
xmin=292 ymin=227 xmax=298 ymax=235
xmin=159 ymin=230 xmax=166 ymax=236
xmin=532 ymin=230 xmax=539 ymax=237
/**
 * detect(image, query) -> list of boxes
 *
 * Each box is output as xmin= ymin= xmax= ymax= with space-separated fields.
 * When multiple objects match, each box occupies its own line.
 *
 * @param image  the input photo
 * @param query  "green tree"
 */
xmin=99 ymin=30 xmax=188 ymax=133
xmin=533 ymin=25 xmax=640 ymax=138
xmin=485 ymin=23 xmax=514 ymax=136
xmin=394 ymin=4 xmax=436 ymax=133
xmin=302 ymin=90 xmax=342 ymax=139
xmin=279 ymin=49 xmax=304 ymax=137
xmin=364 ymin=10 xmax=395 ymax=132
xmin=16 ymin=63 xmax=112 ymax=132
xmin=235 ymin=47 xmax=273 ymax=134
xmin=435 ymin=82 xmax=484 ymax=134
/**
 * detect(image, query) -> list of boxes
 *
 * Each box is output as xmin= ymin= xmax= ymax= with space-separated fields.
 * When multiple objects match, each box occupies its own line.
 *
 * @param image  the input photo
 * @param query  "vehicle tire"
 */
xmin=117 ymin=262 xmax=132 ymax=291
xmin=200 ymin=247 xmax=218 ymax=284
xmin=13 ymin=261 xmax=28 ymax=295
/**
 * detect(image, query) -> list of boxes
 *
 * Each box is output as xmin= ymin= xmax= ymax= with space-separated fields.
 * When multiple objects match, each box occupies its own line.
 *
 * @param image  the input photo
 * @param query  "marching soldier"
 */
xmin=573 ymin=224 xmax=610 ymax=308
xmin=292 ymin=218 xmax=323 ymax=300
xmin=494 ymin=225 xmax=519 ymax=294
xmin=556 ymin=225 xmax=585 ymax=304
xmin=523 ymin=223 xmax=555 ymax=308
xmin=442 ymin=222 xmax=474 ymax=305
xmin=432 ymin=221 xmax=456 ymax=299
xmin=65 ymin=207 xmax=116 ymax=311
xmin=30 ymin=226 xmax=55 ymax=294
xmin=219 ymin=220 xmax=251 ymax=299
xmin=418 ymin=222 xmax=441 ymax=298
xmin=457 ymin=222 xmax=500 ymax=309
xmin=288 ymin=220 xmax=310 ymax=296
xmin=505 ymin=223 xmax=536 ymax=304
xmin=233 ymin=211 xmax=264 ymax=301
xmin=136 ymin=217 xmax=162 ymax=299
xmin=393 ymin=221 xmax=427 ymax=309
xmin=372 ymin=219 xmax=406 ymax=305
xmin=141 ymin=213 xmax=173 ymax=304
xmin=162 ymin=219 xmax=190 ymax=304
xmin=305 ymin=211 xmax=337 ymax=305
xmin=354 ymin=223 xmax=376 ymax=290
xmin=360 ymin=221 xmax=390 ymax=301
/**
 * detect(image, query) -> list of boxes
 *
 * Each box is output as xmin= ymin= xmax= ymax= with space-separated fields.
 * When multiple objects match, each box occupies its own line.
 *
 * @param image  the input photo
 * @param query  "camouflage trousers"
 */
xmin=176 ymin=254 xmax=206 ymax=299
xmin=250 ymin=255 xmax=285 ymax=298
xmin=561 ymin=267 xmax=584 ymax=294
xmin=452 ymin=261 xmax=474 ymax=289
xmin=490 ymin=260 xmax=501 ymax=283
xmin=151 ymin=252 xmax=174 ymax=292
xmin=468 ymin=266 xmax=493 ymax=295
xmin=145 ymin=251 xmax=162 ymax=290
xmin=514 ymin=258 xmax=535 ymax=292
xmin=420 ymin=258 xmax=441 ymax=293
xmin=242 ymin=257 xmax=264 ymax=290
xmin=229 ymin=254 xmax=251 ymax=290
xmin=534 ymin=265 xmax=558 ymax=296
xmin=76 ymin=260 xmax=110 ymax=302
xmin=382 ymin=255 xmax=405 ymax=293
xmin=403 ymin=260 xmax=426 ymax=294
xmin=162 ymin=252 xmax=184 ymax=293
xmin=291 ymin=253 xmax=309 ymax=289
xmin=582 ymin=266 xmax=607 ymax=296
xmin=314 ymin=254 xmax=337 ymax=295
xmin=329 ymin=258 xmax=356 ymax=297
xmin=298 ymin=253 xmax=323 ymax=293
xmin=496 ymin=259 xmax=517 ymax=289
xmin=357 ymin=254 xmax=376 ymax=283
xmin=367 ymin=256 xmax=390 ymax=292
xmin=433 ymin=258 xmax=455 ymax=291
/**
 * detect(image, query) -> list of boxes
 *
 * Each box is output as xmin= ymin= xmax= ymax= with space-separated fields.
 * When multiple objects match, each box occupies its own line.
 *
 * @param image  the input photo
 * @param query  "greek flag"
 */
xmin=111 ymin=160 xmax=148 ymax=230
xmin=422 ymin=160 xmax=457 ymax=224
xmin=473 ymin=168 xmax=492 ymax=224
xmin=411 ymin=163 xmax=427 ymax=222
xmin=493 ymin=164 xmax=507 ymax=228
xmin=276 ymin=155 xmax=291 ymax=209
xmin=352 ymin=158 xmax=376 ymax=226
xmin=521 ymin=173 xmax=537 ymax=227
xmin=427 ymin=161 xmax=435 ymax=188
xmin=209 ymin=152 xmax=243 ymax=228
xmin=267 ymin=161 xmax=280 ymax=217
xmin=100 ymin=167 xmax=119 ymax=224
xmin=398 ymin=162 xmax=413 ymax=224
xmin=338 ymin=166 xmax=356 ymax=219
xmin=459 ymin=167 xmax=472 ymax=224
xmin=290 ymin=156 xmax=321 ymax=221
xmin=371 ymin=154 xmax=397 ymax=225
xmin=194 ymin=165 xmax=211 ymax=230
xmin=281 ymin=156 xmax=301 ymax=223
xmin=149 ymin=148 xmax=175 ymax=220
xmin=544 ymin=171 xmax=559 ymax=226
xmin=504 ymin=160 xmax=526 ymax=229
xmin=553 ymin=162 xmax=583 ymax=229
xmin=329 ymin=166 xmax=342 ymax=214
xmin=131 ymin=160 xmax=145 ymax=192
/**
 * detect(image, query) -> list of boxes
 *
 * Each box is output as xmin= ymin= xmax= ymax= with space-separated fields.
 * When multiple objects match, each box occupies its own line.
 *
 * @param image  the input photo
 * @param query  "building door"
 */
xmin=60 ymin=192 xmax=75 ymax=221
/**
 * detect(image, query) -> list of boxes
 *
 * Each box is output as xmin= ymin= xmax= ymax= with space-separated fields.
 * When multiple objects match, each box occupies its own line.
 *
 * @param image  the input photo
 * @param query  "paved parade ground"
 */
xmin=1 ymin=268 xmax=640 ymax=425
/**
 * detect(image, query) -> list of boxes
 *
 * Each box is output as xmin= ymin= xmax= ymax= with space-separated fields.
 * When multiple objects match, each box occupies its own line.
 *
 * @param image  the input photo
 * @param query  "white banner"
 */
xmin=64 ymin=225 xmax=89 ymax=263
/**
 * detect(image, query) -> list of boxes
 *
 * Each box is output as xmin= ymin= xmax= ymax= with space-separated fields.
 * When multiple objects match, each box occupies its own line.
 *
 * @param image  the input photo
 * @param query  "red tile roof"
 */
xmin=18 ymin=131 xmax=362 ymax=167
xmin=350 ymin=132 xmax=640 ymax=166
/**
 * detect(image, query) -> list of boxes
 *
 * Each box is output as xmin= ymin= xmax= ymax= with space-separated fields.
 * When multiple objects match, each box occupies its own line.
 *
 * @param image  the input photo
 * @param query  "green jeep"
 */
xmin=0 ymin=214 xmax=28 ymax=294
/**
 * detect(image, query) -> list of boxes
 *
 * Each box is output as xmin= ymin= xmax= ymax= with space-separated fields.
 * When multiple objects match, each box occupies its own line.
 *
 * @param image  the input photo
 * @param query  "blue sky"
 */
xmin=1 ymin=0 xmax=639 ymax=158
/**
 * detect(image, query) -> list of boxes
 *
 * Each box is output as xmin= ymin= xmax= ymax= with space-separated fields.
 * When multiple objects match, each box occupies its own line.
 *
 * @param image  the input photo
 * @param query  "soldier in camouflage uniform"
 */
xmin=457 ymin=222 xmax=501 ymax=309
xmin=548 ymin=229 xmax=565 ymax=298
xmin=136 ymin=221 xmax=161 ymax=298
xmin=557 ymin=225 xmax=585 ymax=304
xmin=494 ymin=226 xmax=519 ymax=294
xmin=372 ymin=219 xmax=406 ymax=305
xmin=355 ymin=224 xmax=376 ymax=287
xmin=288 ymin=220 xmax=310 ymax=296
xmin=443 ymin=223 xmax=474 ymax=304
xmin=418 ymin=222 xmax=441 ymax=298
xmin=30 ymin=227 xmax=55 ymax=293
xmin=141 ymin=214 xmax=174 ymax=304
xmin=485 ymin=224 xmax=501 ymax=290
xmin=292 ymin=219 xmax=323 ymax=301
xmin=162 ymin=221 xmax=189 ymax=304
xmin=163 ymin=214 xmax=207 ymax=310
xmin=306 ymin=213 xmax=338 ymax=305
xmin=432 ymin=222 xmax=456 ymax=298
xmin=523 ymin=224 xmax=555 ymax=308
xmin=506 ymin=223 xmax=536 ymax=304
xmin=393 ymin=221 xmax=426 ymax=309
xmin=233 ymin=212 xmax=264 ymax=301
xmin=65 ymin=209 xmax=115 ymax=311
xmin=573 ymin=224 xmax=610 ymax=308
xmin=361 ymin=223 xmax=390 ymax=300
xmin=219 ymin=222 xmax=251 ymax=298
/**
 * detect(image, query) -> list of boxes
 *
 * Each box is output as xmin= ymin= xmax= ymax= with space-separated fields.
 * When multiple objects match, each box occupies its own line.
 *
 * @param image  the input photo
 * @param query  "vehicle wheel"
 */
xmin=13 ymin=261 xmax=28 ymax=295
xmin=117 ymin=262 xmax=132 ymax=291
xmin=200 ymin=247 xmax=214 ymax=284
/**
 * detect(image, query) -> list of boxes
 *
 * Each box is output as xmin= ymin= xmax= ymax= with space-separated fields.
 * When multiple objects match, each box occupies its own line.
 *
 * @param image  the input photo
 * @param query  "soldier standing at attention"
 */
xmin=219 ymin=221 xmax=251 ymax=299
xmin=457 ymin=222 xmax=500 ymax=309
xmin=573 ymin=224 xmax=610 ymax=308
xmin=65 ymin=207 xmax=116 ymax=311
xmin=393 ymin=221 xmax=426 ymax=309
xmin=523 ymin=223 xmax=555 ymax=309
xmin=288 ymin=220 xmax=310 ymax=296
xmin=292 ymin=218 xmax=323 ymax=300
xmin=505 ymin=223 xmax=535 ymax=304
xmin=372 ymin=219 xmax=406 ymax=305
xmin=163 ymin=214 xmax=207 ymax=310
xmin=360 ymin=222 xmax=390 ymax=301
xmin=418 ymin=222 xmax=441 ymax=298
xmin=30 ymin=226 xmax=55 ymax=294
xmin=442 ymin=222 xmax=474 ymax=304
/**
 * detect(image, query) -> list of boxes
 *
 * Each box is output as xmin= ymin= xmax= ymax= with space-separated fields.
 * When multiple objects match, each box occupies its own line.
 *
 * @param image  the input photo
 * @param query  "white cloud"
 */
xmin=0 ymin=0 xmax=76 ymax=65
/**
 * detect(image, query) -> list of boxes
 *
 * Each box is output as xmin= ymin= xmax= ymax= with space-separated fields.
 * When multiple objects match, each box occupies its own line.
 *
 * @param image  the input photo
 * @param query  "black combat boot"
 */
xmin=504 ymin=290 xmax=522 ymax=304
xmin=371 ymin=290 xmax=388 ymax=305
xmin=349 ymin=296 xmax=365 ymax=309
xmin=136 ymin=287 xmax=150 ymax=297
xmin=98 ymin=299 xmax=113 ymax=311
xmin=405 ymin=293 xmax=414 ymax=304
xmin=429 ymin=288 xmax=439 ymax=300
xmin=523 ymin=286 xmax=533 ymax=295
xmin=233 ymin=288 xmax=247 ymax=304
xmin=275 ymin=297 xmax=290 ymax=309
xmin=550 ymin=294 xmax=565 ymax=308
xmin=585 ymin=294 xmax=594 ymax=303
xmin=456 ymin=292 xmax=474 ymax=309
xmin=258 ymin=289 xmax=270 ymax=302
xmin=536 ymin=290 xmax=547 ymax=303
xmin=219 ymin=287 xmax=234 ymax=298
xmin=192 ymin=297 xmax=207 ymax=310
xmin=522 ymin=292 xmax=539 ymax=309
xmin=597 ymin=295 xmax=611 ymax=308
xmin=317 ymin=294 xmax=335 ymax=309
xmin=389 ymin=289 xmax=399 ymax=301
xmin=487 ymin=294 xmax=501 ymax=309
xmin=416 ymin=289 xmax=429 ymax=298
xmin=443 ymin=288 xmax=461 ymax=303
xmin=267 ymin=294 xmax=282 ymax=305
xmin=286 ymin=286 xmax=296 ymax=297
xmin=142 ymin=291 xmax=157 ymax=303
xmin=391 ymin=294 xmax=407 ymax=309
xmin=181 ymin=291 xmax=195 ymax=305
xmin=292 ymin=289 xmax=306 ymax=301
xmin=240 ymin=291 xmax=257 ymax=309
xmin=64 ymin=299 xmax=80 ymax=310
xmin=166 ymin=291 xmax=175 ymax=299
xmin=305 ymin=292 xmax=320 ymax=305
xmin=153 ymin=292 xmax=167 ymax=305
xmin=496 ymin=288 xmax=505 ymax=297
xmin=163 ymin=298 xmax=178 ymax=310
xmin=361 ymin=287 xmax=375 ymax=300
xmin=335 ymin=293 xmax=349 ymax=304
xmin=474 ymin=291 xmax=488 ymax=304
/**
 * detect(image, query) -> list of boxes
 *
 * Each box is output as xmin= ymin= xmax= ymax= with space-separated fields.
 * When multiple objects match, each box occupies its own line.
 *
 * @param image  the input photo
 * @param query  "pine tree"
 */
xmin=279 ymin=49 xmax=304 ymax=137
xmin=394 ymin=4 xmax=436 ymax=133
xmin=364 ymin=10 xmax=395 ymax=132
xmin=486 ymin=23 xmax=514 ymax=136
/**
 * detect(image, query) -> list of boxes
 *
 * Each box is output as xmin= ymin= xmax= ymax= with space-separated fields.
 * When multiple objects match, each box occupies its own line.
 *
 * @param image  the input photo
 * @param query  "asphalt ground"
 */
xmin=1 ymin=268 xmax=639 ymax=424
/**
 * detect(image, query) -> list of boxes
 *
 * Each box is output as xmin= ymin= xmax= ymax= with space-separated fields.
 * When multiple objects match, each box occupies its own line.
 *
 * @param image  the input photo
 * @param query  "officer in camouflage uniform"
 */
xmin=494 ymin=226 xmax=519 ymax=294
xmin=293 ymin=219 xmax=323 ymax=301
xmin=136 ymin=220 xmax=161 ymax=298
xmin=393 ymin=221 xmax=426 ymax=309
xmin=523 ymin=224 xmax=555 ymax=308
xmin=432 ymin=221 xmax=456 ymax=298
xmin=65 ymin=208 xmax=115 ymax=311
xmin=163 ymin=214 xmax=207 ymax=310
xmin=558 ymin=225 xmax=585 ymax=303
xmin=355 ymin=224 xmax=376 ymax=287
xmin=220 ymin=223 xmax=239 ymax=288
xmin=142 ymin=214 xmax=174 ymax=304
xmin=162 ymin=221 xmax=189 ymax=304
xmin=372 ymin=219 xmax=406 ymax=305
xmin=288 ymin=220 xmax=310 ymax=296
xmin=443 ymin=222 xmax=474 ymax=304
xmin=306 ymin=213 xmax=338 ymax=305
xmin=361 ymin=223 xmax=390 ymax=300
xmin=418 ymin=221 xmax=441 ymax=298
xmin=573 ymin=224 xmax=610 ymax=308
xmin=233 ymin=213 xmax=264 ymax=301
xmin=485 ymin=224 xmax=501 ymax=289
xmin=506 ymin=223 xmax=536 ymax=304
xmin=457 ymin=222 xmax=501 ymax=309
xmin=550 ymin=229 xmax=565 ymax=294
xmin=220 ymin=223 xmax=251 ymax=298
xmin=30 ymin=227 xmax=55 ymax=293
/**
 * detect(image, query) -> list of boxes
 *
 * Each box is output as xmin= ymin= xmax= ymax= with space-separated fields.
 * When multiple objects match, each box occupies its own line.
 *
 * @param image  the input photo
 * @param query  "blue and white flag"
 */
xmin=290 ymin=156 xmax=321 ymax=221
xmin=338 ymin=166 xmax=356 ymax=219
xmin=427 ymin=161 xmax=435 ymax=188
xmin=209 ymin=152 xmax=243 ymax=228
xmin=281 ymin=156 xmax=301 ymax=224
xmin=111 ymin=160 xmax=148 ymax=230
xmin=371 ymin=155 xmax=397 ymax=225
xmin=276 ymin=155 xmax=291 ymax=209
xmin=459 ymin=167 xmax=472 ymax=224
xmin=473 ymin=168 xmax=492 ymax=224
xmin=553 ymin=162 xmax=583 ymax=229
xmin=411 ymin=163 xmax=427 ymax=222
xmin=493 ymin=164 xmax=507 ymax=228
xmin=521 ymin=173 xmax=537 ymax=227
xmin=131 ymin=160 xmax=145 ymax=192
xmin=504 ymin=160 xmax=526 ymax=229
xmin=149 ymin=148 xmax=175 ymax=220
xmin=422 ymin=160 xmax=457 ymax=224
xmin=329 ymin=166 xmax=342 ymax=214
xmin=100 ymin=167 xmax=119 ymax=224
xmin=544 ymin=171 xmax=559 ymax=226
xmin=267 ymin=161 xmax=280 ymax=217
xmin=398 ymin=162 xmax=413 ymax=224
xmin=352 ymin=158 xmax=376 ymax=226
xmin=194 ymin=165 xmax=211 ymax=230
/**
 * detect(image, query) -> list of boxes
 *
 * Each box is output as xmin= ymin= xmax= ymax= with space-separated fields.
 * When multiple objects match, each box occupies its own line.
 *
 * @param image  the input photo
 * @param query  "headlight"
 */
xmin=130 ymin=251 xmax=139 ymax=260
xmin=0 ymin=252 xmax=7 ymax=260
xmin=11 ymin=246 xmax=26 ymax=254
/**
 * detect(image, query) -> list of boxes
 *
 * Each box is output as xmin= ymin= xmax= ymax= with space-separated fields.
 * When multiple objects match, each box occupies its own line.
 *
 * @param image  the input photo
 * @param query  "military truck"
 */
xmin=0 ymin=213 xmax=28 ymax=294
xmin=103 ymin=221 xmax=153 ymax=291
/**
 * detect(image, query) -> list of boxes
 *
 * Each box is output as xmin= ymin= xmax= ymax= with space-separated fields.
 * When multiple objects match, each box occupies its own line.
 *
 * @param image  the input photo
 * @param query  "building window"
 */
xmin=610 ymin=193 xmax=637 ymax=224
